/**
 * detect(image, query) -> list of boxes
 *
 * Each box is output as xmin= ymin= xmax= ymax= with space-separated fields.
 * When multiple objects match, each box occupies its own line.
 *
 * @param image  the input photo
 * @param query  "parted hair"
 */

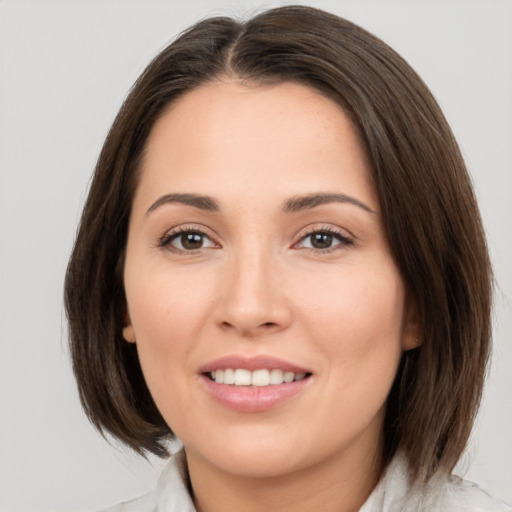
xmin=65 ymin=5 xmax=492 ymax=483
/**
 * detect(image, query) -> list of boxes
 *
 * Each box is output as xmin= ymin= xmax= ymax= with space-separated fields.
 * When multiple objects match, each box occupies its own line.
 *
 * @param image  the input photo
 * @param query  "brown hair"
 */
xmin=65 ymin=5 xmax=492 ymax=482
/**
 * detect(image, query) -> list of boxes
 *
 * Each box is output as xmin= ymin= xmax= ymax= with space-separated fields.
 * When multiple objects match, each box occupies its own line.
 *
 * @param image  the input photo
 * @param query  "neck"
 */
xmin=186 ymin=443 xmax=383 ymax=512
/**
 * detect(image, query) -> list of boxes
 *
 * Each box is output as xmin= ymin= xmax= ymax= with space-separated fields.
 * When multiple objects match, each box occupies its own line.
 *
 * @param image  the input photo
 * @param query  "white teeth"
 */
xmin=223 ymin=368 xmax=235 ymax=385
xmin=251 ymin=369 xmax=270 ymax=387
xmin=209 ymin=368 xmax=308 ymax=386
xmin=283 ymin=371 xmax=294 ymax=383
xmin=234 ymin=368 xmax=252 ymax=386
xmin=269 ymin=369 xmax=284 ymax=385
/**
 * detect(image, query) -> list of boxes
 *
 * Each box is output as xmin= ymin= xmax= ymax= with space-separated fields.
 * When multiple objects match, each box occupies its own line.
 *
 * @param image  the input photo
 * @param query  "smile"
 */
xmin=209 ymin=368 xmax=309 ymax=386
xmin=200 ymin=356 xmax=313 ymax=412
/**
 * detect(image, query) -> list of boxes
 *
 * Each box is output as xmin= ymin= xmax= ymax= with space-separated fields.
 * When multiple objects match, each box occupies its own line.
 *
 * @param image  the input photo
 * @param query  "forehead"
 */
xmin=135 ymin=80 xmax=377 ymax=212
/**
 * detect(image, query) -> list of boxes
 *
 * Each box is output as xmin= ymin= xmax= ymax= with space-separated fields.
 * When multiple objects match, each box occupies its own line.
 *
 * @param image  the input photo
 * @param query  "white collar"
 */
xmin=108 ymin=449 xmax=509 ymax=511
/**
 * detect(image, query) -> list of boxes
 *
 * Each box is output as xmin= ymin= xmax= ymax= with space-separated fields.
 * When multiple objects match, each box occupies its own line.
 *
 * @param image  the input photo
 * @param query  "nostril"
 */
xmin=218 ymin=320 xmax=279 ymax=336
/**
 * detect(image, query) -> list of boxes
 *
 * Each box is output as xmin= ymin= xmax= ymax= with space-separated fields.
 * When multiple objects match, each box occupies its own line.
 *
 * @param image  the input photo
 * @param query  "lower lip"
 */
xmin=200 ymin=375 xmax=311 ymax=413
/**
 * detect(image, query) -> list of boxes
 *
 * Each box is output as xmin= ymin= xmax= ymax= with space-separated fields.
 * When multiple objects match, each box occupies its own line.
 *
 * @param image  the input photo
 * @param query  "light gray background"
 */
xmin=1 ymin=0 xmax=511 ymax=510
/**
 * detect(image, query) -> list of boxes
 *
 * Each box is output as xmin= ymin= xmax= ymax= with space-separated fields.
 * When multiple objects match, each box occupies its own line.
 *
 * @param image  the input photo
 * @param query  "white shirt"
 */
xmin=100 ymin=450 xmax=511 ymax=512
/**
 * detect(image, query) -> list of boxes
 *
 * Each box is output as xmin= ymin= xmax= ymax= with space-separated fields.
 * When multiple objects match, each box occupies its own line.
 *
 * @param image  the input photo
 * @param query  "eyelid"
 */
xmin=157 ymin=224 xmax=221 ymax=252
xmin=156 ymin=222 xmax=354 ymax=254
xmin=292 ymin=224 xmax=354 ymax=252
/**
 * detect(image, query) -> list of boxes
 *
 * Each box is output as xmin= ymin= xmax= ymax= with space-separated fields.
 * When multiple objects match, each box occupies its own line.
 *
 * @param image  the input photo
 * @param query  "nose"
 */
xmin=214 ymin=248 xmax=292 ymax=338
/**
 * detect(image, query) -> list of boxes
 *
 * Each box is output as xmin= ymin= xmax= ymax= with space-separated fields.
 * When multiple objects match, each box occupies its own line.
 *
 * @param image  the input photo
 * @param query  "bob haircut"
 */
xmin=65 ymin=5 xmax=492 ymax=483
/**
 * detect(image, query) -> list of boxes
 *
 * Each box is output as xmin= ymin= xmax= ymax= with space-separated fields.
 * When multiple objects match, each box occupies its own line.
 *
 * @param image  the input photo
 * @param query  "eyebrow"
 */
xmin=146 ymin=192 xmax=375 ymax=216
xmin=146 ymin=193 xmax=220 ymax=215
xmin=282 ymin=193 xmax=375 ymax=214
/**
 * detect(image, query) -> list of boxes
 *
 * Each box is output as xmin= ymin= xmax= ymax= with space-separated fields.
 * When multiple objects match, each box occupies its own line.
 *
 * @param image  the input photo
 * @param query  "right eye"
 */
xmin=159 ymin=228 xmax=217 ymax=252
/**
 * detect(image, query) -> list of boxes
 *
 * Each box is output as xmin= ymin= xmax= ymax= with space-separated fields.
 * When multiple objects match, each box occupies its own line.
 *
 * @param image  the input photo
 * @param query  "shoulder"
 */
xmin=361 ymin=454 xmax=511 ymax=512
xmin=98 ymin=491 xmax=157 ymax=512
xmin=97 ymin=450 xmax=196 ymax=512
xmin=429 ymin=474 xmax=511 ymax=512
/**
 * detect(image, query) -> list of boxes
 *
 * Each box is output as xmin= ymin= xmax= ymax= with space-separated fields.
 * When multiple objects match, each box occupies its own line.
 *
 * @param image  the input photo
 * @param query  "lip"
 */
xmin=199 ymin=355 xmax=312 ymax=413
xmin=199 ymin=355 xmax=311 ymax=374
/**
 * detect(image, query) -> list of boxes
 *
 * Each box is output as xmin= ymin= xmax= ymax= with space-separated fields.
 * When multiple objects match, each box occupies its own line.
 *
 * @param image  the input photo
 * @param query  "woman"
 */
xmin=65 ymin=5 xmax=510 ymax=511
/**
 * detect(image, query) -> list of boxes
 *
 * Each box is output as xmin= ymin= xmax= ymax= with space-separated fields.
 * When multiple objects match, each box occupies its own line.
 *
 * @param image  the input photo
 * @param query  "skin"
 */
xmin=123 ymin=80 xmax=418 ymax=512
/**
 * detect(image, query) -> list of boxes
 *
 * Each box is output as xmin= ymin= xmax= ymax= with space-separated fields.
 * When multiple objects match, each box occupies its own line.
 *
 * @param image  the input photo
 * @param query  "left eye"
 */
xmin=298 ymin=231 xmax=352 ymax=250
xmin=163 ymin=230 xmax=216 ymax=251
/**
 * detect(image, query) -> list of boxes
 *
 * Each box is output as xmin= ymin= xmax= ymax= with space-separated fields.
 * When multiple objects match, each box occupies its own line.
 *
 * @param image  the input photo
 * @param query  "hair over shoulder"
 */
xmin=65 ymin=5 xmax=492 ymax=483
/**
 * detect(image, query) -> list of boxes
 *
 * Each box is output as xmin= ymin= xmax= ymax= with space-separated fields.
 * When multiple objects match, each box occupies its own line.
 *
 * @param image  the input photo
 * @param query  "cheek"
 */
xmin=125 ymin=263 xmax=212 ymax=346
xmin=123 ymin=272 xmax=201 ymax=424
xmin=302 ymin=263 xmax=405 ymax=423
xmin=301 ymin=262 xmax=405 ymax=332
xmin=123 ymin=263 xmax=218 ymax=405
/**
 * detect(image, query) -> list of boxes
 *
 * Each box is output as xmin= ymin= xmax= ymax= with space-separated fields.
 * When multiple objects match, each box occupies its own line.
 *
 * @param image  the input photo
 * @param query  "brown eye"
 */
xmin=310 ymin=233 xmax=333 ymax=249
xmin=179 ymin=232 xmax=204 ymax=250
xmin=161 ymin=229 xmax=216 ymax=251
xmin=297 ymin=229 xmax=353 ymax=251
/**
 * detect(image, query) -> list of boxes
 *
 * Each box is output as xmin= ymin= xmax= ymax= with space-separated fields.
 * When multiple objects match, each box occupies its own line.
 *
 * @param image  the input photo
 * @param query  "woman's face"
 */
xmin=123 ymin=81 xmax=417 ymax=479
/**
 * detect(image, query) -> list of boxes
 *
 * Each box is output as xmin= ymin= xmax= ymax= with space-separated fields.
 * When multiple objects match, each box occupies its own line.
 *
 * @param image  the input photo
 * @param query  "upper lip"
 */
xmin=199 ymin=355 xmax=311 ymax=374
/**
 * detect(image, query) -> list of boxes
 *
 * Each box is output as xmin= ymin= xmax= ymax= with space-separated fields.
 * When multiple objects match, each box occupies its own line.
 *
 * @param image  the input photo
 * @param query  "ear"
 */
xmin=402 ymin=296 xmax=422 ymax=351
xmin=123 ymin=310 xmax=136 ymax=343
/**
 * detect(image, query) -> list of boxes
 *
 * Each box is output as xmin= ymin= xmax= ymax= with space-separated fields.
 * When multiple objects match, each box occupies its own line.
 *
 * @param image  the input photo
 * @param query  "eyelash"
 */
xmin=158 ymin=226 xmax=354 ymax=254
xmin=157 ymin=227 xmax=216 ymax=253
xmin=296 ymin=226 xmax=354 ymax=253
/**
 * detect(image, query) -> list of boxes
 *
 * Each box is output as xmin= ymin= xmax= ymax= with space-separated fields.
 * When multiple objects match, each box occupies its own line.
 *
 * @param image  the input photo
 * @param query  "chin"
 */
xmin=183 ymin=427 xmax=312 ymax=479
xmin=209 ymin=448 xmax=307 ymax=479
